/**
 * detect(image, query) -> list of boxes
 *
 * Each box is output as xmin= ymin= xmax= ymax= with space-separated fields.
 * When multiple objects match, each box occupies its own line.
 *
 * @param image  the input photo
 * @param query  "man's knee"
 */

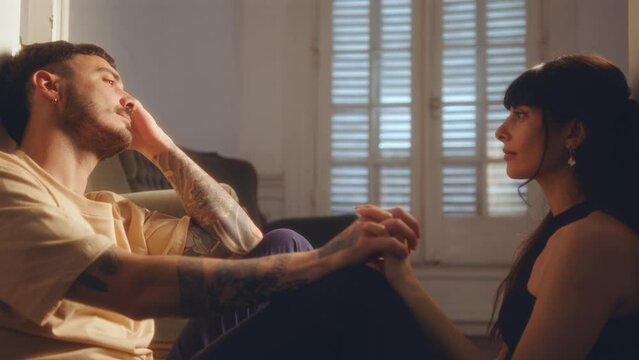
xmin=249 ymin=228 xmax=313 ymax=257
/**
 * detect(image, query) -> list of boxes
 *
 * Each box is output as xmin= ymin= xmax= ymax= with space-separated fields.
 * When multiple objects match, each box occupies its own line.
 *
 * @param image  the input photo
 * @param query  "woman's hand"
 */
xmin=383 ymin=243 xmax=419 ymax=291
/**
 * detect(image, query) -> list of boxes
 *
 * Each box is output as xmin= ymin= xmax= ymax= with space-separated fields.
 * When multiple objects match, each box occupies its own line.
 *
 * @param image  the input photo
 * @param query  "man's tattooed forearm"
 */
xmin=318 ymin=226 xmax=359 ymax=258
xmin=177 ymin=257 xmax=208 ymax=315
xmin=76 ymin=248 xmax=120 ymax=292
xmin=183 ymin=222 xmax=229 ymax=258
xmin=153 ymin=146 xmax=234 ymax=218
xmin=152 ymin=146 xmax=260 ymax=254
xmin=176 ymin=256 xmax=309 ymax=316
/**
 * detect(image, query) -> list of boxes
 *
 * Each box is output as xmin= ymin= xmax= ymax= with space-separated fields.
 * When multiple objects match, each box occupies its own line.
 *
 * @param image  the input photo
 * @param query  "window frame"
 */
xmin=325 ymin=0 xmax=418 ymax=217
xmin=317 ymin=0 xmax=544 ymax=264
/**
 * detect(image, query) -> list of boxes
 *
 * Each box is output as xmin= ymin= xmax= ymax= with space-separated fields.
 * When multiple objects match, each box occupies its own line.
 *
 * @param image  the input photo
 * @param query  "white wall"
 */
xmin=68 ymin=0 xmax=241 ymax=157
xmin=236 ymin=0 xmax=318 ymax=218
xmin=237 ymin=0 xmax=285 ymax=174
xmin=0 ymin=0 xmax=21 ymax=152
xmin=542 ymin=0 xmax=629 ymax=73
xmin=0 ymin=1 xmax=21 ymax=54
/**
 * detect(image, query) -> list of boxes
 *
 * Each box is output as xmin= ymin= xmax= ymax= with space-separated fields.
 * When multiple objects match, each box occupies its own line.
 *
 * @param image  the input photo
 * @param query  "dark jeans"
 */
xmin=169 ymin=229 xmax=441 ymax=360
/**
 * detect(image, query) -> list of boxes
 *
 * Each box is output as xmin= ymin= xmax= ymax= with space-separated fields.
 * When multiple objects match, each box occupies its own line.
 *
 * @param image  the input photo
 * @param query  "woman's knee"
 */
xmin=248 ymin=228 xmax=314 ymax=257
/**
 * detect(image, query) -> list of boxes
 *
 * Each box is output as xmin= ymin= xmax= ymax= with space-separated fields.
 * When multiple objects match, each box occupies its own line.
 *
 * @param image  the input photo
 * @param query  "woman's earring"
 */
xmin=51 ymin=97 xmax=58 ymax=105
xmin=567 ymin=149 xmax=576 ymax=167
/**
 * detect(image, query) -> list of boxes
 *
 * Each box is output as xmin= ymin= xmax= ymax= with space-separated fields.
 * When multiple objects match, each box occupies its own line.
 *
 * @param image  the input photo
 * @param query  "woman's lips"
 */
xmin=503 ymin=150 xmax=516 ymax=161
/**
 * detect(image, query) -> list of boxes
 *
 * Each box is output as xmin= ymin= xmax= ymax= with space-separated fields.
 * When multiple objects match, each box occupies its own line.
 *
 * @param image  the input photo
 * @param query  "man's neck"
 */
xmin=21 ymin=130 xmax=98 ymax=195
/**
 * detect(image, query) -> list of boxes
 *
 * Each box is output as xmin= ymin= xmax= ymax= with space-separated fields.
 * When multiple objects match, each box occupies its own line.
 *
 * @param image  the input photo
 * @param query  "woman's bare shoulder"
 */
xmin=544 ymin=211 xmax=639 ymax=315
xmin=548 ymin=211 xmax=638 ymax=284
xmin=553 ymin=211 xmax=638 ymax=252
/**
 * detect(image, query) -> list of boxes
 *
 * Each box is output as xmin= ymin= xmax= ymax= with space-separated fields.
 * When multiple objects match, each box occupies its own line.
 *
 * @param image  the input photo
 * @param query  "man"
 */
xmin=0 ymin=41 xmax=430 ymax=359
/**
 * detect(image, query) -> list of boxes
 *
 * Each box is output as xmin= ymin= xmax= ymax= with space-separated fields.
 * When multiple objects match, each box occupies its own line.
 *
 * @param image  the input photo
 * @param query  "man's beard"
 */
xmin=61 ymin=85 xmax=132 ymax=160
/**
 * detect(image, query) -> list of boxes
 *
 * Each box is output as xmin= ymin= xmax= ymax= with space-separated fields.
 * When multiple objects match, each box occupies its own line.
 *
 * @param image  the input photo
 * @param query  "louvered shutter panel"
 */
xmin=441 ymin=0 xmax=527 ymax=217
xmin=330 ymin=0 xmax=412 ymax=214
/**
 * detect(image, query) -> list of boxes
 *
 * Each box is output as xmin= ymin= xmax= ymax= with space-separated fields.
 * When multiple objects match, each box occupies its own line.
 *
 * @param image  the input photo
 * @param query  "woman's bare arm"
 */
xmin=384 ymin=253 xmax=487 ymax=360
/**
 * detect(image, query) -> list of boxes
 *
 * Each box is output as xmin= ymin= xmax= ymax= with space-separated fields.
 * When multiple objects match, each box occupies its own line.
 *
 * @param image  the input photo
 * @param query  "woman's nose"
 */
xmin=495 ymin=119 xmax=508 ymax=143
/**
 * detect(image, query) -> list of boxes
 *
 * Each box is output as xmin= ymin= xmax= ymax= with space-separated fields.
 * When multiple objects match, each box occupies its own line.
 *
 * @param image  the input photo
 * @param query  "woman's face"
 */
xmin=495 ymin=105 xmax=569 ymax=180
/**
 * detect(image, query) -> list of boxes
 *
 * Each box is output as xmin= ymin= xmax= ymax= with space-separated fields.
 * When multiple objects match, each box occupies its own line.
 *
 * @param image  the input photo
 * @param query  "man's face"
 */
xmin=59 ymin=54 xmax=134 ymax=159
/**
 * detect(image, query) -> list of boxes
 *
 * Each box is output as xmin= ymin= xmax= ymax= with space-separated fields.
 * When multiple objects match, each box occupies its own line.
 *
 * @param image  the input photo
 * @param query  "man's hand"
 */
xmin=350 ymin=204 xmax=420 ymax=270
xmin=127 ymin=99 xmax=173 ymax=158
xmin=318 ymin=205 xmax=418 ymax=268
xmin=355 ymin=204 xmax=420 ymax=251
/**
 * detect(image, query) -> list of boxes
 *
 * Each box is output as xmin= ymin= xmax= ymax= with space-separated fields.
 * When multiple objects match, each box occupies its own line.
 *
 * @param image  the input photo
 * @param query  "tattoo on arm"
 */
xmin=318 ymin=225 xmax=360 ymax=258
xmin=76 ymin=248 xmax=121 ymax=293
xmin=177 ymin=256 xmax=208 ymax=315
xmin=176 ymin=255 xmax=309 ymax=316
xmin=183 ymin=222 xmax=231 ymax=258
xmin=152 ymin=146 xmax=262 ymax=255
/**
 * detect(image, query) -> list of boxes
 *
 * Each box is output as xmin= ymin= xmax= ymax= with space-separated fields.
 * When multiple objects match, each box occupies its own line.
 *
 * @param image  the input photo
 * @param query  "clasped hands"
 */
xmin=349 ymin=204 xmax=419 ymax=287
xmin=353 ymin=204 xmax=418 ymax=277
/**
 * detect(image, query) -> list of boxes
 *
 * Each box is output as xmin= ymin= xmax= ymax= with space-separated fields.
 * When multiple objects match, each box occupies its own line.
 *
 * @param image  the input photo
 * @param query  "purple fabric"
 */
xmin=168 ymin=229 xmax=313 ymax=360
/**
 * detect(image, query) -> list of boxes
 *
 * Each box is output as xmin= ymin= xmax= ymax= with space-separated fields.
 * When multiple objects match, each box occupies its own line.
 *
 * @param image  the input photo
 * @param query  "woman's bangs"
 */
xmin=503 ymin=69 xmax=543 ymax=110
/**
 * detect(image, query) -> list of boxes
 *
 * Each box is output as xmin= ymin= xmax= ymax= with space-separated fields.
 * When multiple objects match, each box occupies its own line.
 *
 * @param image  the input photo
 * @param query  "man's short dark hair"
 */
xmin=0 ymin=41 xmax=115 ymax=144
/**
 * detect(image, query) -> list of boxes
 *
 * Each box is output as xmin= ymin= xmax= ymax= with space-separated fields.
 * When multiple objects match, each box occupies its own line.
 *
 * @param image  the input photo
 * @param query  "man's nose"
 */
xmin=120 ymin=93 xmax=136 ymax=114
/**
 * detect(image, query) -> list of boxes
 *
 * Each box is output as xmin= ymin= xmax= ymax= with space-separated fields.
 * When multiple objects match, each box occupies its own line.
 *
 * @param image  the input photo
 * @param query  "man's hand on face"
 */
xmin=127 ymin=100 xmax=174 ymax=158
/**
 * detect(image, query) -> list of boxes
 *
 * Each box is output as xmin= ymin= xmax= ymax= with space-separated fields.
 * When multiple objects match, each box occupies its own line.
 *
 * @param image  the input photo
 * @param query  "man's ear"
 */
xmin=565 ymin=119 xmax=587 ymax=150
xmin=31 ymin=70 xmax=61 ymax=103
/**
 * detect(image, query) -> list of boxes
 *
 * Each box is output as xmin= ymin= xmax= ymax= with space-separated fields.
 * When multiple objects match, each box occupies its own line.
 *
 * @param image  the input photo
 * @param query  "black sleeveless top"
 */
xmin=498 ymin=202 xmax=639 ymax=359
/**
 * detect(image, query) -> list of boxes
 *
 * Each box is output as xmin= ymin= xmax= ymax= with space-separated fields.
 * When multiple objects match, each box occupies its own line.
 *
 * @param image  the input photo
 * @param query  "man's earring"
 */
xmin=567 ymin=149 xmax=576 ymax=167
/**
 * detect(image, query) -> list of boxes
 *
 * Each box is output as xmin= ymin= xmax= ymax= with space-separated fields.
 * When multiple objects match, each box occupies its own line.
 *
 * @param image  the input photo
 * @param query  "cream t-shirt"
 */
xmin=0 ymin=151 xmax=190 ymax=359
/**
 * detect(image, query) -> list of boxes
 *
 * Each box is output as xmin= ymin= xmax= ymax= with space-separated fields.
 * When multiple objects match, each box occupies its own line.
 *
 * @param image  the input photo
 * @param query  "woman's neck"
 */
xmin=536 ymin=168 xmax=586 ymax=215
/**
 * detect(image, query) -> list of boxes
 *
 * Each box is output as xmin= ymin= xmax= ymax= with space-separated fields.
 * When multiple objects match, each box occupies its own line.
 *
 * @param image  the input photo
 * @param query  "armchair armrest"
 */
xmin=121 ymin=189 xmax=185 ymax=218
xmin=121 ymin=184 xmax=239 ymax=219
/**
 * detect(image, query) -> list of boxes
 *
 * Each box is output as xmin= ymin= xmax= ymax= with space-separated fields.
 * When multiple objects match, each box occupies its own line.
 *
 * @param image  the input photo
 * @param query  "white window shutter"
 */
xmin=441 ymin=0 xmax=527 ymax=217
xmin=330 ymin=0 xmax=413 ymax=214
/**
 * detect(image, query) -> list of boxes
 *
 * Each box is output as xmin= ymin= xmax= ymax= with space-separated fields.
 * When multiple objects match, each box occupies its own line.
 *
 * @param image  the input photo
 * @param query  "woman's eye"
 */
xmin=514 ymin=111 xmax=526 ymax=120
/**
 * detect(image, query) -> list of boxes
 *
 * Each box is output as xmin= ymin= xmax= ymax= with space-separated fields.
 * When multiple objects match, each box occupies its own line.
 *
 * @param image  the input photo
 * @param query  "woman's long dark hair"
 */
xmin=490 ymin=54 xmax=639 ymax=337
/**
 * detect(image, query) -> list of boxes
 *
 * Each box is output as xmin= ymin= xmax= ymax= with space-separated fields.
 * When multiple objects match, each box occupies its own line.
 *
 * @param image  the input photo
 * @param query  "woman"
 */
xmin=361 ymin=54 xmax=639 ymax=359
